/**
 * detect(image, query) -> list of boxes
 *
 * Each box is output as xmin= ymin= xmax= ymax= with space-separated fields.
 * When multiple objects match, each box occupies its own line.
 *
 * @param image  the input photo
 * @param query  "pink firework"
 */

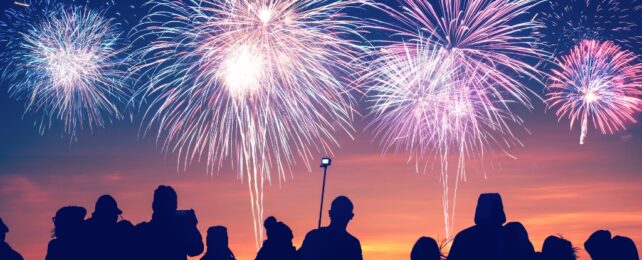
xmin=366 ymin=0 xmax=544 ymax=239
xmin=132 ymin=0 xmax=366 ymax=246
xmin=546 ymin=40 xmax=642 ymax=144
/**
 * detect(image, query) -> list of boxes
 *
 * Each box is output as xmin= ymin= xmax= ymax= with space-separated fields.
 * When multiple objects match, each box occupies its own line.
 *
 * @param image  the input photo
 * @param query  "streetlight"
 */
xmin=317 ymin=157 xmax=331 ymax=228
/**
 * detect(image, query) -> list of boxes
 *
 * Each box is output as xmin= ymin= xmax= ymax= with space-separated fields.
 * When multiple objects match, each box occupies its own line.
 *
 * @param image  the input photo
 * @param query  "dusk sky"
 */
xmin=1 ymin=0 xmax=642 ymax=260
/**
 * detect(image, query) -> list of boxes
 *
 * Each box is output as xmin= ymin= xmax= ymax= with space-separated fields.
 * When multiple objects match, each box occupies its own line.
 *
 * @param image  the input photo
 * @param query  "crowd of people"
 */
xmin=0 ymin=187 xmax=638 ymax=260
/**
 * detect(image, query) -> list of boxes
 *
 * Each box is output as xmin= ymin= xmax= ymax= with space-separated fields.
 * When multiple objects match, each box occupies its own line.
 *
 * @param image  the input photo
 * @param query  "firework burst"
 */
xmin=537 ymin=0 xmax=642 ymax=55
xmin=132 ymin=0 xmax=365 ymax=246
xmin=367 ymin=0 xmax=544 ymax=239
xmin=0 ymin=1 xmax=129 ymax=138
xmin=546 ymin=40 xmax=642 ymax=144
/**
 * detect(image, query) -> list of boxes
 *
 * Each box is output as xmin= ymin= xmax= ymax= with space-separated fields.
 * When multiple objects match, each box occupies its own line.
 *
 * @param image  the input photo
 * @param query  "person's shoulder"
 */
xmin=118 ymin=220 xmax=134 ymax=229
xmin=451 ymin=225 xmax=481 ymax=242
xmin=134 ymin=221 xmax=152 ymax=233
xmin=302 ymin=227 xmax=329 ymax=243
xmin=305 ymin=227 xmax=323 ymax=237
xmin=343 ymin=231 xmax=361 ymax=247
xmin=458 ymin=225 xmax=480 ymax=235
xmin=135 ymin=221 xmax=150 ymax=228
xmin=47 ymin=238 xmax=59 ymax=247
xmin=345 ymin=231 xmax=359 ymax=241
xmin=0 ymin=242 xmax=23 ymax=260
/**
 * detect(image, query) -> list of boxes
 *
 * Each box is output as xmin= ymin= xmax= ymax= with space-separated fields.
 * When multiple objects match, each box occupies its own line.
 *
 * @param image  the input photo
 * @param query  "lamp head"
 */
xmin=320 ymin=157 xmax=331 ymax=168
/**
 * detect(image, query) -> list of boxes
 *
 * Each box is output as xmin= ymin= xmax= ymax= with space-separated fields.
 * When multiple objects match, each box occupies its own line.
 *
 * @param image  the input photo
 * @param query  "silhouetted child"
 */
xmin=612 ymin=235 xmax=639 ymax=260
xmin=410 ymin=236 xmax=441 ymax=260
xmin=448 ymin=193 xmax=507 ymax=260
xmin=540 ymin=236 xmax=576 ymax=260
xmin=298 ymin=196 xmax=362 ymax=260
xmin=0 ymin=217 xmax=23 ymax=260
xmin=45 ymin=206 xmax=87 ymax=260
xmin=202 ymin=226 xmax=235 ymax=260
xmin=503 ymin=222 xmax=535 ymax=260
xmin=85 ymin=195 xmax=134 ymax=260
xmin=256 ymin=216 xmax=297 ymax=260
xmin=584 ymin=230 xmax=611 ymax=260
xmin=134 ymin=185 xmax=204 ymax=260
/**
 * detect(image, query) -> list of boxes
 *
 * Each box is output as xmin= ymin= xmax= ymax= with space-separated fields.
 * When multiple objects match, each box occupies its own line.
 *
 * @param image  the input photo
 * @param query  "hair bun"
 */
xmin=264 ymin=216 xmax=277 ymax=229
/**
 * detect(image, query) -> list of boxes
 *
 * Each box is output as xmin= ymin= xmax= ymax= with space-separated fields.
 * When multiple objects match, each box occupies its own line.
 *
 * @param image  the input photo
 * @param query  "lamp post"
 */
xmin=317 ymin=157 xmax=331 ymax=229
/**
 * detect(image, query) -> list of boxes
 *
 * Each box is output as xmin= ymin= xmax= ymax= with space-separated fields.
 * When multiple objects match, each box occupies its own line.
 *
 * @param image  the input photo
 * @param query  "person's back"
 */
xmin=85 ymin=195 xmax=134 ymax=260
xmin=0 ymin=217 xmax=23 ymax=260
xmin=611 ymin=235 xmax=639 ymax=260
xmin=298 ymin=196 xmax=362 ymax=260
xmin=202 ymin=226 xmax=235 ymax=260
xmin=448 ymin=193 xmax=507 ymax=260
xmin=134 ymin=185 xmax=204 ymax=260
xmin=256 ymin=216 xmax=297 ymax=260
xmin=410 ymin=236 xmax=441 ymax=260
xmin=46 ymin=206 xmax=88 ymax=260
xmin=503 ymin=222 xmax=535 ymax=260
xmin=540 ymin=236 xmax=576 ymax=260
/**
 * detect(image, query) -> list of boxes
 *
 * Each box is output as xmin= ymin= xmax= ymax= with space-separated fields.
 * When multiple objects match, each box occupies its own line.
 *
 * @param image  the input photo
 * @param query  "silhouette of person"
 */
xmin=584 ymin=230 xmax=611 ymax=260
xmin=410 ymin=236 xmax=441 ymax=260
xmin=45 ymin=206 xmax=88 ymax=260
xmin=134 ymin=185 xmax=204 ymax=260
xmin=0 ymin=217 xmax=23 ymax=260
xmin=298 ymin=196 xmax=362 ymax=260
xmin=447 ymin=193 xmax=507 ymax=260
xmin=201 ymin=226 xmax=235 ymax=260
xmin=256 ymin=216 xmax=297 ymax=260
xmin=611 ymin=235 xmax=639 ymax=260
xmin=85 ymin=195 xmax=134 ymax=260
xmin=540 ymin=236 xmax=576 ymax=260
xmin=503 ymin=222 xmax=535 ymax=260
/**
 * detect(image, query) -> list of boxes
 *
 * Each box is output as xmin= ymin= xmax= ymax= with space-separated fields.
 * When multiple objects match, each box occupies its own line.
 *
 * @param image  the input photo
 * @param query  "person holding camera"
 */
xmin=134 ymin=185 xmax=204 ymax=260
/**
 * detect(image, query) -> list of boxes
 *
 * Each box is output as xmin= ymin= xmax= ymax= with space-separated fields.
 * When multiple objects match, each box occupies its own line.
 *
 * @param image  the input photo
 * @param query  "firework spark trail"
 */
xmin=367 ymin=0 xmax=544 ymax=239
xmin=0 ymin=1 xmax=129 ymax=138
xmin=537 ymin=0 xmax=642 ymax=55
xmin=132 ymin=0 xmax=365 ymax=247
xmin=546 ymin=40 xmax=642 ymax=144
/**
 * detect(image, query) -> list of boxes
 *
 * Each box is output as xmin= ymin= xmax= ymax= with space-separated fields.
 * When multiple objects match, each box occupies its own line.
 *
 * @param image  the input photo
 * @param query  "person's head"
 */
xmin=410 ymin=236 xmax=441 ymax=260
xmin=0 ymin=217 xmax=8 ymax=242
xmin=152 ymin=185 xmax=178 ymax=216
xmin=504 ymin=222 xmax=535 ymax=256
xmin=264 ymin=216 xmax=293 ymax=242
xmin=92 ymin=195 xmax=122 ymax=223
xmin=504 ymin=222 xmax=530 ymax=241
xmin=52 ymin=206 xmax=86 ymax=239
xmin=542 ymin=235 xmax=577 ymax=260
xmin=474 ymin=193 xmax=506 ymax=227
xmin=207 ymin=226 xmax=229 ymax=249
xmin=612 ymin=235 xmax=639 ymax=260
xmin=584 ymin=230 xmax=612 ymax=260
xmin=329 ymin=196 xmax=354 ymax=229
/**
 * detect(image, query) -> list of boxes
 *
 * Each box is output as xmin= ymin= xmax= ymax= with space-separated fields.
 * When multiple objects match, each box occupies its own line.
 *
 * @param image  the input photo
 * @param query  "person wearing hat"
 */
xmin=85 ymin=195 xmax=134 ymax=260
xmin=0 ymin=217 xmax=23 ymax=260
xmin=256 ymin=216 xmax=297 ymax=260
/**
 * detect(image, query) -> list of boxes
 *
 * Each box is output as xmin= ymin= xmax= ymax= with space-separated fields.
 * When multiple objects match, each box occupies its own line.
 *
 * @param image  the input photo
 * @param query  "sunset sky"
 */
xmin=2 ymin=86 xmax=642 ymax=259
xmin=1 ymin=0 xmax=642 ymax=259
